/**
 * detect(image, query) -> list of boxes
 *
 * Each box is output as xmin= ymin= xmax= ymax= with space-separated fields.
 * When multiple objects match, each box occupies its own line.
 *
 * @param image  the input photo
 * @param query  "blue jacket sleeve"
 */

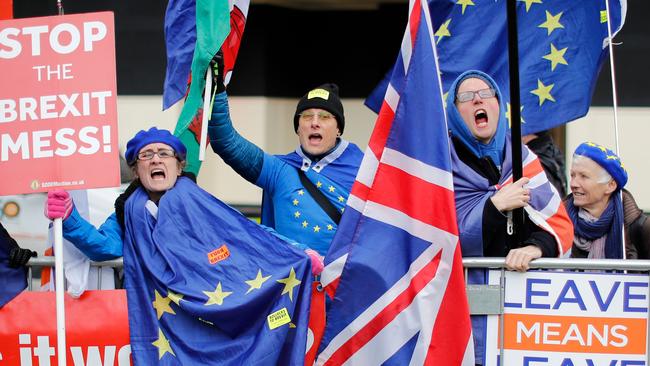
xmin=61 ymin=207 xmax=123 ymax=261
xmin=208 ymin=91 xmax=265 ymax=184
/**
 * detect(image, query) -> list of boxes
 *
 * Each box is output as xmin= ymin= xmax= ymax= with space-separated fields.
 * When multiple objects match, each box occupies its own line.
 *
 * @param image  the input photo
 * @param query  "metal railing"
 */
xmin=25 ymin=257 xmax=123 ymax=291
xmin=24 ymin=256 xmax=650 ymax=362
xmin=26 ymin=255 xmax=650 ymax=296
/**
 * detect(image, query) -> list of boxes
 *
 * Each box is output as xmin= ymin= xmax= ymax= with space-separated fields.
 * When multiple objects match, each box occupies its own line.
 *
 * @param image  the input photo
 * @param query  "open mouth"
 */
xmin=151 ymin=169 xmax=166 ymax=180
xmin=474 ymin=109 xmax=488 ymax=128
xmin=309 ymin=133 xmax=323 ymax=144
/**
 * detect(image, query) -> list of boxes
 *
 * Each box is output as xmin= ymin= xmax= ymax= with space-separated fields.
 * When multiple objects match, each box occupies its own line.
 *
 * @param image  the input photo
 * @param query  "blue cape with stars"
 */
xmin=259 ymin=140 xmax=363 ymax=256
xmin=123 ymin=177 xmax=312 ymax=365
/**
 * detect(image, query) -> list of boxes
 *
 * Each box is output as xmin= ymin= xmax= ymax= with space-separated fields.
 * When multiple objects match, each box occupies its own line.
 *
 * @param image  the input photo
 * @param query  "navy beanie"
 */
xmin=125 ymin=127 xmax=187 ymax=165
xmin=293 ymin=83 xmax=345 ymax=134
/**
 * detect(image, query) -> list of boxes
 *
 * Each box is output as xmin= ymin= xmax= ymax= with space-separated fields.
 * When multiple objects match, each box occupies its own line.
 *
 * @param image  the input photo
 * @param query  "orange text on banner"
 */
xmin=502 ymin=313 xmax=647 ymax=355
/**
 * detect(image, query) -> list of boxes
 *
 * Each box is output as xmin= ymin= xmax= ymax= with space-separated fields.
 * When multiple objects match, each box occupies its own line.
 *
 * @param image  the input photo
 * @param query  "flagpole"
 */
xmin=604 ymin=0 xmax=621 ymax=155
xmin=604 ymin=0 xmax=626 ymax=260
xmin=198 ymin=70 xmax=213 ymax=162
xmin=53 ymin=218 xmax=67 ymax=366
xmin=54 ymin=5 xmax=66 ymax=365
xmin=506 ymin=0 xmax=524 ymax=246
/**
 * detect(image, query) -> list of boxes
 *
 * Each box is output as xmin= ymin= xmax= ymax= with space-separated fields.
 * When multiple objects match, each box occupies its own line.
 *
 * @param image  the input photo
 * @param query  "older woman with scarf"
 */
xmin=446 ymin=70 xmax=573 ymax=365
xmin=566 ymin=142 xmax=649 ymax=259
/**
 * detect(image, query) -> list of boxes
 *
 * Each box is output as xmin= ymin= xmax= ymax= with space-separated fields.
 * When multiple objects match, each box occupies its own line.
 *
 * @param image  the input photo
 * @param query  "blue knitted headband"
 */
xmin=125 ymin=127 xmax=187 ymax=165
xmin=574 ymin=142 xmax=627 ymax=189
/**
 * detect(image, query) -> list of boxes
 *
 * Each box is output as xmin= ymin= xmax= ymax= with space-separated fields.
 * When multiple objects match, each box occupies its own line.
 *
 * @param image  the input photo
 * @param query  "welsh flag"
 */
xmin=164 ymin=0 xmax=250 ymax=175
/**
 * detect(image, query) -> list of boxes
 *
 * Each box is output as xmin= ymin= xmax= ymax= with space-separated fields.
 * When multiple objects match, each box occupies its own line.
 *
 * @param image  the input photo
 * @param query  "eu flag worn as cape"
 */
xmin=367 ymin=0 xmax=626 ymax=134
xmin=123 ymin=177 xmax=312 ymax=365
xmin=317 ymin=0 xmax=473 ymax=364
xmin=0 ymin=223 xmax=27 ymax=307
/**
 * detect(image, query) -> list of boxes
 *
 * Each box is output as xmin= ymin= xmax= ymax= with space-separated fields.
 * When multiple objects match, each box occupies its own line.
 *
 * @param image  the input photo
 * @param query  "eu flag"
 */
xmin=0 ymin=223 xmax=27 ymax=308
xmin=123 ymin=178 xmax=312 ymax=365
xmin=317 ymin=0 xmax=473 ymax=364
xmin=367 ymin=0 xmax=626 ymax=134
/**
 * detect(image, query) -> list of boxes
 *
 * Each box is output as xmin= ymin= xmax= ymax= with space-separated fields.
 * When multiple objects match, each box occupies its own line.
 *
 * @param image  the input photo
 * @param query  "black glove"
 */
xmin=209 ymin=49 xmax=226 ymax=94
xmin=181 ymin=171 xmax=197 ymax=183
xmin=9 ymin=247 xmax=36 ymax=268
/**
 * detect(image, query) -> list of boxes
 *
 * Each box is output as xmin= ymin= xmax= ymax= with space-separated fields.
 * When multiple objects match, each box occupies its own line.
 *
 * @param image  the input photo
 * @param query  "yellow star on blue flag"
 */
xmin=366 ymin=0 xmax=626 ymax=135
xmin=277 ymin=267 xmax=302 ymax=302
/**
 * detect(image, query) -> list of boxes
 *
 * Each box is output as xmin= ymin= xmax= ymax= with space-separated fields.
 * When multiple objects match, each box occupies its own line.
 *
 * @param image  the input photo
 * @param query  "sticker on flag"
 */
xmin=268 ymin=307 xmax=291 ymax=330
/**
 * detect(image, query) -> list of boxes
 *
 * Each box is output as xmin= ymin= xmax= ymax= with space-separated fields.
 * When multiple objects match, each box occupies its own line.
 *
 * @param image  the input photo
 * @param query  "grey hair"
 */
xmin=572 ymin=154 xmax=613 ymax=184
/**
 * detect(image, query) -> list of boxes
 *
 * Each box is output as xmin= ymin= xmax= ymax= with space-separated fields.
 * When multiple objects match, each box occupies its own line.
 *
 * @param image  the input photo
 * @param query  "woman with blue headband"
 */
xmin=40 ymin=127 xmax=318 ymax=364
xmin=43 ymin=127 xmax=324 ymax=272
xmin=566 ymin=142 xmax=649 ymax=259
xmin=43 ymin=127 xmax=192 ymax=260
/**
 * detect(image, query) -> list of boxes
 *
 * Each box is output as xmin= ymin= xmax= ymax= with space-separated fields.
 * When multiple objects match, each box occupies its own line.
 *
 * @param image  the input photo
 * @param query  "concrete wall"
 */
xmin=116 ymin=95 xmax=375 ymax=205
xmin=117 ymin=96 xmax=650 ymax=211
xmin=566 ymin=107 xmax=650 ymax=210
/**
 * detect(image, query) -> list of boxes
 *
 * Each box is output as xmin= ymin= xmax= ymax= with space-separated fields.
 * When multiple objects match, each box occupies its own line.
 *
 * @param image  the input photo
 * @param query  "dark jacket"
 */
xmin=623 ymin=189 xmax=650 ymax=259
xmin=453 ymin=137 xmax=559 ymax=258
xmin=564 ymin=189 xmax=650 ymax=259
xmin=526 ymin=132 xmax=567 ymax=197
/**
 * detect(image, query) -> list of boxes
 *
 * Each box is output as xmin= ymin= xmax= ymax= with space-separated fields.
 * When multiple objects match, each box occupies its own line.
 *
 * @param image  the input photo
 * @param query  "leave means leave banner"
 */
xmin=486 ymin=270 xmax=648 ymax=366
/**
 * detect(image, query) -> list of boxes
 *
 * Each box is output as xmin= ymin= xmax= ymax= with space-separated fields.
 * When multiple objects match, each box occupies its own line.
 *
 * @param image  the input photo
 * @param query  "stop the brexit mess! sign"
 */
xmin=0 ymin=12 xmax=119 ymax=195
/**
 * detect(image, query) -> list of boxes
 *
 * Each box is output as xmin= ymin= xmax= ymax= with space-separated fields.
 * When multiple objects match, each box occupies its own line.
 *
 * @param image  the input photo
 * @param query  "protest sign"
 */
xmin=0 ymin=290 xmax=130 ymax=366
xmin=0 ymin=12 xmax=119 ymax=195
xmin=486 ymin=270 xmax=648 ymax=366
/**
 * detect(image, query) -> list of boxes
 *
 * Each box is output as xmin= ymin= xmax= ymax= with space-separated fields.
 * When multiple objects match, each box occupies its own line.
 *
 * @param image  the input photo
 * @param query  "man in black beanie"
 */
xmin=208 ymin=60 xmax=363 ymax=261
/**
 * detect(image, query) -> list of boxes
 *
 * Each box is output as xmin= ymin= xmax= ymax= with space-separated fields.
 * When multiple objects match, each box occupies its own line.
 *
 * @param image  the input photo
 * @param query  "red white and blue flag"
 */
xmin=316 ymin=0 xmax=473 ymax=364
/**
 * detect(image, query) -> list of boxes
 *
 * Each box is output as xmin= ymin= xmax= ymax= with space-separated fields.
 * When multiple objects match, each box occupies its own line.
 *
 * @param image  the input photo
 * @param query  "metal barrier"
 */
xmin=25 ymin=256 xmax=123 ymax=291
xmin=24 ymin=256 xmax=650 ymax=363
xmin=464 ymin=258 xmax=650 ymax=315
xmin=27 ymin=255 xmax=650 ymax=296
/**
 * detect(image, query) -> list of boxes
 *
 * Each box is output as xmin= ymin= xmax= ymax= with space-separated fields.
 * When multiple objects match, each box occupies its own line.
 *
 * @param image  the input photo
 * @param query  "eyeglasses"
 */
xmin=456 ymin=88 xmax=496 ymax=103
xmin=137 ymin=149 xmax=176 ymax=161
xmin=299 ymin=111 xmax=335 ymax=122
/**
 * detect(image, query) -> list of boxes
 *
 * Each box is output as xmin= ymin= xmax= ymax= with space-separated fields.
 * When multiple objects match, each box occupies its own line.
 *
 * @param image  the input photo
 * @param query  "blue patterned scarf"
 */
xmin=566 ymin=192 xmax=624 ymax=259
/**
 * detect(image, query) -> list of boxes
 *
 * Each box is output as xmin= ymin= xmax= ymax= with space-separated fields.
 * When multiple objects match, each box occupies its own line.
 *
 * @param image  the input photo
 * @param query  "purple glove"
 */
xmin=305 ymin=249 xmax=324 ymax=276
xmin=45 ymin=190 xmax=73 ymax=220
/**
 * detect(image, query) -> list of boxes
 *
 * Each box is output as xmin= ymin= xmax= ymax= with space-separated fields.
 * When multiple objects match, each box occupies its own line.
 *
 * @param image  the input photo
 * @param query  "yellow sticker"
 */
xmin=307 ymin=88 xmax=330 ymax=101
xmin=600 ymin=10 xmax=607 ymax=23
xmin=267 ymin=307 xmax=291 ymax=330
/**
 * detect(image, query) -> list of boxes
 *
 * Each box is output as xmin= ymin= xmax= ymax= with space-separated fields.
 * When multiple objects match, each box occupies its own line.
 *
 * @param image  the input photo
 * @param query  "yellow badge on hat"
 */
xmin=307 ymin=88 xmax=330 ymax=100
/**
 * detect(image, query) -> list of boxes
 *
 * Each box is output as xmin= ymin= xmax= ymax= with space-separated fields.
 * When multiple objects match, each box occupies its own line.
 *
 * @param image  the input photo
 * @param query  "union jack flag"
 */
xmin=501 ymin=147 xmax=574 ymax=255
xmin=316 ymin=0 xmax=473 ymax=364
